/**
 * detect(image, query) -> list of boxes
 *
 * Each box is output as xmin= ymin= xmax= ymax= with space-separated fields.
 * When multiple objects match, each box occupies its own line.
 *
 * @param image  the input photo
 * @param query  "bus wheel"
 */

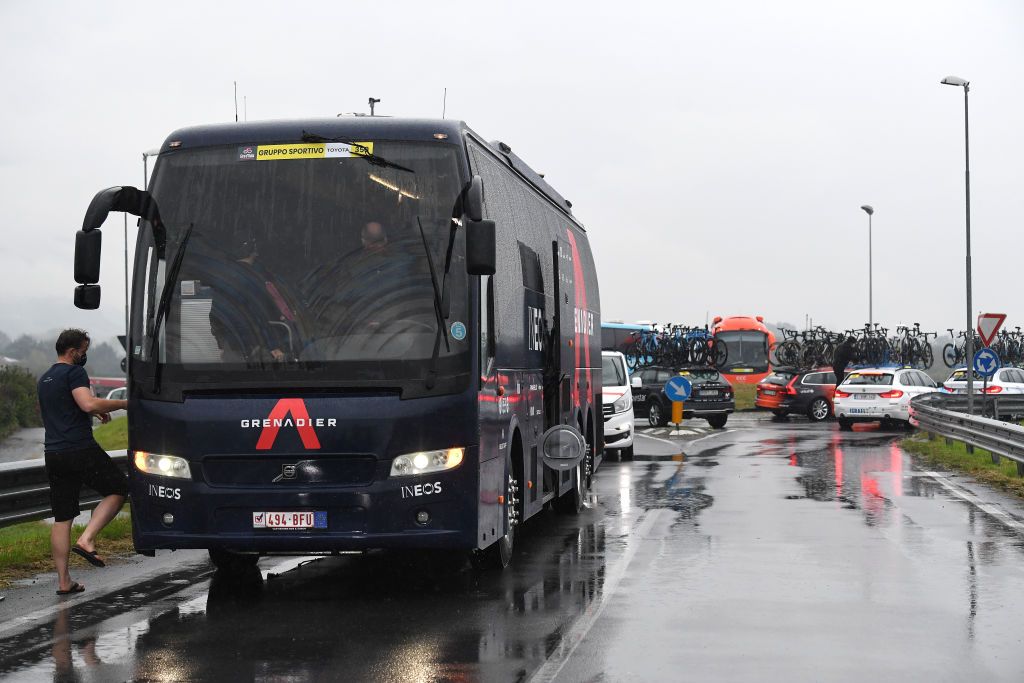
xmin=555 ymin=462 xmax=584 ymax=515
xmin=209 ymin=548 xmax=260 ymax=573
xmin=478 ymin=454 xmax=519 ymax=570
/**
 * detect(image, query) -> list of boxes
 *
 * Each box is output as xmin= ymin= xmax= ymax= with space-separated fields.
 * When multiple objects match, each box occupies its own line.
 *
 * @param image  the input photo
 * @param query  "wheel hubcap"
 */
xmin=507 ymin=473 xmax=520 ymax=530
xmin=813 ymin=401 xmax=828 ymax=419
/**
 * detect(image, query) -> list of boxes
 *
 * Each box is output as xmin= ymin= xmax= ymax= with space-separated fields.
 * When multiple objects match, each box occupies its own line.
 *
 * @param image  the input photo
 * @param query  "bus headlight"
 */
xmin=390 ymin=448 xmax=464 ymax=477
xmin=133 ymin=451 xmax=192 ymax=479
xmin=612 ymin=395 xmax=631 ymax=413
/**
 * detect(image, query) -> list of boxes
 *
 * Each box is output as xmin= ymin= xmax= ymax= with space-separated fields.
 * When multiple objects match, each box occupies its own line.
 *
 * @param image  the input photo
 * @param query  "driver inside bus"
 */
xmin=361 ymin=221 xmax=389 ymax=254
xmin=208 ymin=234 xmax=298 ymax=363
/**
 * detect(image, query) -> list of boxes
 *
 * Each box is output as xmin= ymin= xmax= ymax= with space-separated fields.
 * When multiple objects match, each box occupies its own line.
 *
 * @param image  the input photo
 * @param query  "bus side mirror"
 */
xmin=74 ymin=284 xmax=101 ymax=310
xmin=74 ymin=229 xmax=102 ymax=284
xmin=540 ymin=424 xmax=586 ymax=471
xmin=465 ymin=175 xmax=484 ymax=222
xmin=466 ymin=219 xmax=496 ymax=276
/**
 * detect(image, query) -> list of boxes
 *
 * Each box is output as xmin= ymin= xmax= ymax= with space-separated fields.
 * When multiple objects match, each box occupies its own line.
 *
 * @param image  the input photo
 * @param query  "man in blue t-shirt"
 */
xmin=38 ymin=329 xmax=129 ymax=595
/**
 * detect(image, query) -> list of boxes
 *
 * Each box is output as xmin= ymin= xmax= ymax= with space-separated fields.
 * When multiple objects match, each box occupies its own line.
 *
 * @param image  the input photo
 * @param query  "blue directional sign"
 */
xmin=664 ymin=375 xmax=693 ymax=402
xmin=973 ymin=348 xmax=1001 ymax=378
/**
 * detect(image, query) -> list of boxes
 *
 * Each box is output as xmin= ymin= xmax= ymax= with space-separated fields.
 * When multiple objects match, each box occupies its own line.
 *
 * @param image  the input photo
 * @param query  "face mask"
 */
xmin=74 ymin=352 xmax=88 ymax=367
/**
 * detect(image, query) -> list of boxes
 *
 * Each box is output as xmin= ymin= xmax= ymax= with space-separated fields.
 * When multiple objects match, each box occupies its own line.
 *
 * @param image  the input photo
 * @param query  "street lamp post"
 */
xmin=860 ymin=205 xmax=874 ymax=326
xmin=941 ymin=75 xmax=973 ymax=413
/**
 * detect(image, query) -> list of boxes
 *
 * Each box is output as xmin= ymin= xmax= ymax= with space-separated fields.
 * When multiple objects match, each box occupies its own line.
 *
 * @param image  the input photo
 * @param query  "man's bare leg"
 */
xmin=51 ymin=521 xmax=78 ymax=592
xmin=74 ymin=495 xmax=125 ymax=560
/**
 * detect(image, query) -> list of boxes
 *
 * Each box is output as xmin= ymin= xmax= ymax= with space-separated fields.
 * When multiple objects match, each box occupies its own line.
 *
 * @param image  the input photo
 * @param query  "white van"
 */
xmin=602 ymin=350 xmax=636 ymax=459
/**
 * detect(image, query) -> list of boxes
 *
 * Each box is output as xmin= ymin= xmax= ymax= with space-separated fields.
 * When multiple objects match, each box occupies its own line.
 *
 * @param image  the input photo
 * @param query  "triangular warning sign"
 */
xmin=977 ymin=313 xmax=1006 ymax=348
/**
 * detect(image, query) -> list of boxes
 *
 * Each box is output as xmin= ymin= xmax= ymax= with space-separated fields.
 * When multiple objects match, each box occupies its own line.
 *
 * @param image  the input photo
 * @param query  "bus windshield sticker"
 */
xmin=450 ymin=322 xmax=467 ymax=341
xmin=243 ymin=142 xmax=374 ymax=161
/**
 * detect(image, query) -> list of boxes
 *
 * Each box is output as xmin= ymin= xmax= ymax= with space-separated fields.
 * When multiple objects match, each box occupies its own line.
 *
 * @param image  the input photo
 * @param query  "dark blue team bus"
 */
xmin=71 ymin=117 xmax=602 ymax=569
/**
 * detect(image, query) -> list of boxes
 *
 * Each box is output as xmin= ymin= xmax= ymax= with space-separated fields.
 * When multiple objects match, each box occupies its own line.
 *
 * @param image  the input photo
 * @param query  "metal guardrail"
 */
xmin=0 ymin=450 xmax=128 ymax=529
xmin=910 ymin=394 xmax=1024 ymax=476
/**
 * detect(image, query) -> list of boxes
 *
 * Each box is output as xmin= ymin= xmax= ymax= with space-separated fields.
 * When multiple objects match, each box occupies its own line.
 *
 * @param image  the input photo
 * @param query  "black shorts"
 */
xmin=44 ymin=444 xmax=128 ymax=523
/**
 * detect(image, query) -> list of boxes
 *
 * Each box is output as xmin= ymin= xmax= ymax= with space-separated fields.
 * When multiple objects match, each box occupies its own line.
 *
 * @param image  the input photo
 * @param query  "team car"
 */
xmin=755 ymin=367 xmax=837 ymax=422
xmin=631 ymin=365 xmax=734 ymax=429
xmin=833 ymin=367 xmax=938 ymax=430
xmin=602 ymin=351 xmax=636 ymax=459
xmin=942 ymin=367 xmax=1024 ymax=395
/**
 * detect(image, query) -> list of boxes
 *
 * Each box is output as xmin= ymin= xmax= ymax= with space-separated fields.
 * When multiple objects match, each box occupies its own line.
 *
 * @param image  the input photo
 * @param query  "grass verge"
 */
xmin=902 ymin=433 xmax=1024 ymax=499
xmin=94 ymin=415 xmax=128 ymax=451
xmin=0 ymin=512 xmax=134 ymax=589
xmin=732 ymin=383 xmax=757 ymax=411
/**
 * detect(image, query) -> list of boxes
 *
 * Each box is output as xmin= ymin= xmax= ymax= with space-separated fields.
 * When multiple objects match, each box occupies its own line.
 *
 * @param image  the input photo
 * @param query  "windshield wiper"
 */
xmin=149 ymin=223 xmax=194 ymax=393
xmin=417 ymin=216 xmax=449 ymax=390
xmin=300 ymin=131 xmax=415 ymax=173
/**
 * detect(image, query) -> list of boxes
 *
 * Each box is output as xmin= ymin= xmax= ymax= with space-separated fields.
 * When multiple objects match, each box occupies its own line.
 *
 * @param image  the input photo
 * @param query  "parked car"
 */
xmin=833 ymin=367 xmax=938 ymax=430
xmin=631 ymin=365 xmax=734 ymax=429
xmin=942 ymin=367 xmax=1024 ymax=395
xmin=105 ymin=387 xmax=127 ymax=401
xmin=602 ymin=351 xmax=636 ymax=460
xmin=755 ymin=367 xmax=837 ymax=422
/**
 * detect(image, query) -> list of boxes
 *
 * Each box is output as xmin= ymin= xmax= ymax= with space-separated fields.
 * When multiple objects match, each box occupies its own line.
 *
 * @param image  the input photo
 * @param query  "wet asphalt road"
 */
xmin=3 ymin=416 xmax=1024 ymax=681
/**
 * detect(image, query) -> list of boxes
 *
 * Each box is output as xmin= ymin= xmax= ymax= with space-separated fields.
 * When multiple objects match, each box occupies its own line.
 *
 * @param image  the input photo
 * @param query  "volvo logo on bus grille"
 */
xmin=273 ymin=461 xmax=316 ymax=483
xmin=527 ymin=306 xmax=544 ymax=351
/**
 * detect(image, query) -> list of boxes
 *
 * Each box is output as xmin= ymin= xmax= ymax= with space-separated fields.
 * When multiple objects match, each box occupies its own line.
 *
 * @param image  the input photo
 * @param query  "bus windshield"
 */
xmin=132 ymin=141 xmax=469 ymax=387
xmin=715 ymin=330 xmax=768 ymax=369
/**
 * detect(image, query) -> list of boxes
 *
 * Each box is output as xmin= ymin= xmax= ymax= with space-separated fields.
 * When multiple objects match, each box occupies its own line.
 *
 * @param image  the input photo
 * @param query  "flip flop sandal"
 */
xmin=56 ymin=582 xmax=85 ymax=595
xmin=71 ymin=545 xmax=106 ymax=568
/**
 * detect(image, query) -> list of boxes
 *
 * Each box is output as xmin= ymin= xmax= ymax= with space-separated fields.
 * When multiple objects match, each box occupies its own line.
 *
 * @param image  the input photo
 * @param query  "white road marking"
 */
xmin=634 ymin=432 xmax=679 ymax=448
xmin=683 ymin=430 xmax=732 ymax=450
xmin=924 ymin=471 xmax=1024 ymax=533
xmin=528 ymin=509 xmax=665 ymax=683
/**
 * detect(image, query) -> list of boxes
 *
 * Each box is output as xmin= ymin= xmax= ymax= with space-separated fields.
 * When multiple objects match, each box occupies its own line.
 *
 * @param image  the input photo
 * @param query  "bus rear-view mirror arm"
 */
xmin=74 ymin=186 xmax=162 ymax=310
xmin=464 ymin=175 xmax=484 ymax=222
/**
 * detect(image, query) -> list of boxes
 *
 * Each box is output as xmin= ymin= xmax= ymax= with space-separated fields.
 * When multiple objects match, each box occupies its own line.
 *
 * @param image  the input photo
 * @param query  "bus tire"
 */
xmin=209 ymin=548 xmax=260 ymax=573
xmin=478 ymin=450 xmax=518 ymax=570
xmin=555 ymin=461 xmax=584 ymax=515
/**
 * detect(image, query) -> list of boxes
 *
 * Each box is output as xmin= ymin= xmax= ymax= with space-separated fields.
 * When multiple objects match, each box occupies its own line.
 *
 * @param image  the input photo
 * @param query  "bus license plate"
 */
xmin=253 ymin=511 xmax=327 ymax=529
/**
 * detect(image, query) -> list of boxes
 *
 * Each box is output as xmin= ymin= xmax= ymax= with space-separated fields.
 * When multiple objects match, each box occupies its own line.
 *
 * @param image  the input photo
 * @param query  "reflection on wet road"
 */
xmin=3 ymin=421 xmax=1024 ymax=681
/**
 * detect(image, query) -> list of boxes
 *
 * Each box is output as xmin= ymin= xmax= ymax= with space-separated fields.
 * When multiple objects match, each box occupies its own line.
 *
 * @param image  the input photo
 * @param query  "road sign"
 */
xmin=664 ymin=375 xmax=692 ymax=402
xmin=972 ymin=348 xmax=1001 ymax=378
xmin=977 ymin=313 xmax=1006 ymax=347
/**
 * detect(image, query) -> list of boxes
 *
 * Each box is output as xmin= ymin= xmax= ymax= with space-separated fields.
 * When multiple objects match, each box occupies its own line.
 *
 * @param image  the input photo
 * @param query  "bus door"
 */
xmin=551 ymin=237 xmax=576 ymax=426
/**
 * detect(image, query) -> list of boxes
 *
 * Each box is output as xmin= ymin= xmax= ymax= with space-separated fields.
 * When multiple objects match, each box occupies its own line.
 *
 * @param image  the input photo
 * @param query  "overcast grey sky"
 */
xmin=1 ymin=0 xmax=1021 ymax=343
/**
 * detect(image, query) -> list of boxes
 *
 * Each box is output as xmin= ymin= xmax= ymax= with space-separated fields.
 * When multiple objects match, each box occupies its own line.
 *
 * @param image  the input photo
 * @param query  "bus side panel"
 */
xmin=570 ymin=229 xmax=603 ymax=462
